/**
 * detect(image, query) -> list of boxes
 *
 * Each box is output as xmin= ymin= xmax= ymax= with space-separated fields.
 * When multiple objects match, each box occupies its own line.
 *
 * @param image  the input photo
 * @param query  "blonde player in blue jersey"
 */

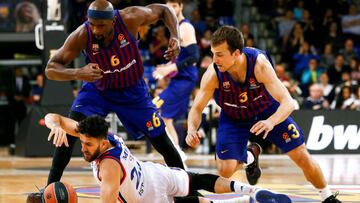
xmin=43 ymin=113 xmax=291 ymax=203
xmin=186 ymin=26 xmax=341 ymax=203
xmin=152 ymin=0 xmax=200 ymax=161
xmin=27 ymin=1 xmax=187 ymax=201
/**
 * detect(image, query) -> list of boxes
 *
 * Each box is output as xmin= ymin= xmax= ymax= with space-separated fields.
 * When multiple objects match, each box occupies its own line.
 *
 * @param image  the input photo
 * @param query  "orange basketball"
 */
xmin=42 ymin=181 xmax=77 ymax=203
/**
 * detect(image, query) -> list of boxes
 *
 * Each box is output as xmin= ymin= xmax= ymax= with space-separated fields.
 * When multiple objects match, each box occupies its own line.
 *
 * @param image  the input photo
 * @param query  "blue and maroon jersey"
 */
xmin=82 ymin=11 xmax=144 ymax=90
xmin=214 ymin=47 xmax=279 ymax=120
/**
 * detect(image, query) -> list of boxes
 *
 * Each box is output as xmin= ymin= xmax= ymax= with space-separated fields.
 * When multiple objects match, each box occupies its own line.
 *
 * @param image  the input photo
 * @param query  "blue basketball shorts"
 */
xmin=154 ymin=78 xmax=196 ymax=120
xmin=70 ymin=80 xmax=165 ymax=139
xmin=216 ymin=111 xmax=305 ymax=163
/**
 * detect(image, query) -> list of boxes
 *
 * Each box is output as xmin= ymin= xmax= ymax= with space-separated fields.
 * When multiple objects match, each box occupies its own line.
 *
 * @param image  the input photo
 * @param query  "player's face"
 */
xmin=88 ymin=18 xmax=114 ymax=45
xmin=166 ymin=2 xmax=182 ymax=17
xmin=211 ymin=42 xmax=238 ymax=72
xmin=80 ymin=134 xmax=102 ymax=162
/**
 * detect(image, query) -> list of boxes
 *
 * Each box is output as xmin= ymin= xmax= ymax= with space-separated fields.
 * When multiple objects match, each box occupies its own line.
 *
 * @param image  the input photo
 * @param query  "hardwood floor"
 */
xmin=0 ymin=147 xmax=359 ymax=203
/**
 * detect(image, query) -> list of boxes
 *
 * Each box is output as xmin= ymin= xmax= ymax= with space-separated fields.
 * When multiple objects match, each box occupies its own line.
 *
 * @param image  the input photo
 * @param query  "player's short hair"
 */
xmin=211 ymin=25 xmax=244 ymax=53
xmin=77 ymin=115 xmax=109 ymax=139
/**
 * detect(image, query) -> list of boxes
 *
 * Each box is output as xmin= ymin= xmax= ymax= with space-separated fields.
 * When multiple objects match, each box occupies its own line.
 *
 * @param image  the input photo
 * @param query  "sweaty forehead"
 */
xmin=211 ymin=42 xmax=229 ymax=54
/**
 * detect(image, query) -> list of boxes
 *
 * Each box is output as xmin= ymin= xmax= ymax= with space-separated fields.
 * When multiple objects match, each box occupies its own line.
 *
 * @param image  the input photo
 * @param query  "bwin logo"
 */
xmin=307 ymin=116 xmax=360 ymax=150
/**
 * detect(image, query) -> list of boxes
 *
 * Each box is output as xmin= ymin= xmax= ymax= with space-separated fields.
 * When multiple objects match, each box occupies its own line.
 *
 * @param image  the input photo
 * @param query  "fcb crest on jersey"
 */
xmin=118 ymin=33 xmax=129 ymax=48
xmin=249 ymin=77 xmax=260 ymax=89
xmin=222 ymin=81 xmax=231 ymax=91
xmin=146 ymin=121 xmax=154 ymax=131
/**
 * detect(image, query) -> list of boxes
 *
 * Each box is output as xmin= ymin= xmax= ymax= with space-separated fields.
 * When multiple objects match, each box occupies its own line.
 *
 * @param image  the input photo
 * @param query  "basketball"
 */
xmin=42 ymin=182 xmax=77 ymax=203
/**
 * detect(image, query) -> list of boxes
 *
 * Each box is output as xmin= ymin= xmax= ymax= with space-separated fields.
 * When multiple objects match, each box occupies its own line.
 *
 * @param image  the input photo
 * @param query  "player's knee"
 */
xmin=217 ymin=167 xmax=235 ymax=178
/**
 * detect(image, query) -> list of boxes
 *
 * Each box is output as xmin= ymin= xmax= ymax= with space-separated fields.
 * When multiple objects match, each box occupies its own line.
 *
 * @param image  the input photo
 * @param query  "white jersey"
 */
xmin=91 ymin=134 xmax=190 ymax=203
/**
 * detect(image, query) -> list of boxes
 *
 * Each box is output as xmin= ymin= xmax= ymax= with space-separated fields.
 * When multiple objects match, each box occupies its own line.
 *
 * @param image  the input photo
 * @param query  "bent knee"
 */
xmin=217 ymin=165 xmax=238 ymax=178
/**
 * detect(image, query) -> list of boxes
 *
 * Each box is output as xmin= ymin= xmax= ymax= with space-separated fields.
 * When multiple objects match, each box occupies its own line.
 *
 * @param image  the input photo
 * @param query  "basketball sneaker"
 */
xmin=254 ymin=189 xmax=292 ymax=203
xmin=26 ymin=191 xmax=43 ymax=203
xmin=245 ymin=143 xmax=262 ymax=185
xmin=323 ymin=192 xmax=341 ymax=203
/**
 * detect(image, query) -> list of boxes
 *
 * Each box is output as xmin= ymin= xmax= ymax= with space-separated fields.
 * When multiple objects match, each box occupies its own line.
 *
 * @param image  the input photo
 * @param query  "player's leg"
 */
xmin=287 ymin=144 xmax=340 ymax=202
xmin=163 ymin=117 xmax=179 ymax=145
xmin=266 ymin=116 xmax=340 ymax=202
xmin=187 ymin=172 xmax=291 ymax=203
xmin=153 ymin=79 xmax=195 ymax=160
xmin=114 ymin=103 xmax=185 ymax=169
xmin=215 ymin=115 xmax=259 ymax=181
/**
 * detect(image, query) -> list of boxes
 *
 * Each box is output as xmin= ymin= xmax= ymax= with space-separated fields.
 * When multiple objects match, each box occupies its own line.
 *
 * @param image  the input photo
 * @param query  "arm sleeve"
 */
xmin=176 ymin=43 xmax=200 ymax=70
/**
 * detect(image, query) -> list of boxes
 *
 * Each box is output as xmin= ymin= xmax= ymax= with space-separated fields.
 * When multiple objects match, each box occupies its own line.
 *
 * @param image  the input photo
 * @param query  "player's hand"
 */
xmin=186 ymin=130 xmax=202 ymax=148
xmin=164 ymin=37 xmax=180 ymax=60
xmin=48 ymin=126 xmax=69 ymax=147
xmin=77 ymin=63 xmax=103 ymax=82
xmin=250 ymin=119 xmax=274 ymax=139
xmin=152 ymin=63 xmax=177 ymax=79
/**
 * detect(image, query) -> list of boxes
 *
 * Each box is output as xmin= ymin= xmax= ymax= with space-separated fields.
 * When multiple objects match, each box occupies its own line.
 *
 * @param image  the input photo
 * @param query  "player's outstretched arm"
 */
xmin=122 ymin=4 xmax=180 ymax=60
xmin=44 ymin=113 xmax=80 ymax=147
xmin=250 ymin=54 xmax=295 ymax=139
xmin=186 ymin=64 xmax=217 ymax=148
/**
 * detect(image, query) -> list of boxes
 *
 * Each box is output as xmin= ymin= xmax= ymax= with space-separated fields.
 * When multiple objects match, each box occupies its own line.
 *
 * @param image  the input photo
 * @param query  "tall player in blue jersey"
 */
xmin=35 ymin=0 xmax=185 ymax=194
xmin=186 ymin=26 xmax=341 ymax=203
xmin=152 ymin=0 xmax=199 ymax=161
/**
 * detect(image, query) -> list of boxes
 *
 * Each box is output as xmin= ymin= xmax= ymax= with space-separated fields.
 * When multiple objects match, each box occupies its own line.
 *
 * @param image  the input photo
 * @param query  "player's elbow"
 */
xmin=45 ymin=63 xmax=56 ymax=79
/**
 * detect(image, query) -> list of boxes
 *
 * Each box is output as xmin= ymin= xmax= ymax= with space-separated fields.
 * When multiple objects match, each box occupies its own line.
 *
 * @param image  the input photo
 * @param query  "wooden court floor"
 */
xmin=0 ymin=148 xmax=359 ymax=203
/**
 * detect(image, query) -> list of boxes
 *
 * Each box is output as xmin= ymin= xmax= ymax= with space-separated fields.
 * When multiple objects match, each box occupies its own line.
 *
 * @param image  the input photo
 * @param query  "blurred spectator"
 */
xmin=338 ymin=38 xmax=359 ymax=66
xmin=31 ymin=72 xmax=43 ymax=104
xmin=350 ymin=85 xmax=360 ymax=110
xmin=190 ymin=8 xmax=207 ymax=37
xmin=332 ymin=85 xmax=355 ymax=109
xmin=14 ymin=1 xmax=40 ymax=32
xmin=321 ymin=8 xmax=339 ymax=34
xmin=327 ymin=54 xmax=350 ymax=84
xmin=319 ymin=72 xmax=334 ymax=102
xmin=282 ymin=22 xmax=305 ymax=64
xmin=351 ymin=58 xmax=360 ymax=81
xmin=341 ymin=4 xmax=360 ymax=44
xmin=275 ymin=63 xmax=289 ymax=82
xmin=293 ymin=0 xmax=305 ymax=21
xmin=300 ymin=58 xmax=323 ymax=92
xmin=240 ymin=23 xmax=254 ymax=44
xmin=301 ymin=9 xmax=318 ymax=47
xmin=199 ymin=29 xmax=212 ymax=56
xmin=319 ymin=43 xmax=335 ymax=69
xmin=303 ymin=84 xmax=330 ymax=110
xmin=198 ymin=0 xmax=219 ymax=30
xmin=292 ymin=41 xmax=319 ymax=79
xmin=245 ymin=36 xmax=255 ymax=47
xmin=275 ymin=9 xmax=295 ymax=42
xmin=271 ymin=0 xmax=289 ymax=18
xmin=182 ymin=0 xmax=197 ymax=19
xmin=0 ymin=87 xmax=15 ymax=146
xmin=149 ymin=25 xmax=168 ymax=65
xmin=0 ymin=2 xmax=15 ymax=32
xmin=64 ymin=0 xmax=92 ymax=33
xmin=13 ymin=67 xmax=31 ymax=129
xmin=324 ymin=21 xmax=343 ymax=54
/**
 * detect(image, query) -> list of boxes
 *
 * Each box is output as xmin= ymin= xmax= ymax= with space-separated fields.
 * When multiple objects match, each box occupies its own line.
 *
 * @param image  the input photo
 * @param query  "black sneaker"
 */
xmin=26 ymin=192 xmax=43 ymax=203
xmin=323 ymin=192 xmax=341 ymax=203
xmin=245 ymin=143 xmax=262 ymax=185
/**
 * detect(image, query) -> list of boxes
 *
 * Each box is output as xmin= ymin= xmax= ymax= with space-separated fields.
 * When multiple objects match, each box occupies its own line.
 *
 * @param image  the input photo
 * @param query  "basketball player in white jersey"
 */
xmin=43 ymin=113 xmax=291 ymax=203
